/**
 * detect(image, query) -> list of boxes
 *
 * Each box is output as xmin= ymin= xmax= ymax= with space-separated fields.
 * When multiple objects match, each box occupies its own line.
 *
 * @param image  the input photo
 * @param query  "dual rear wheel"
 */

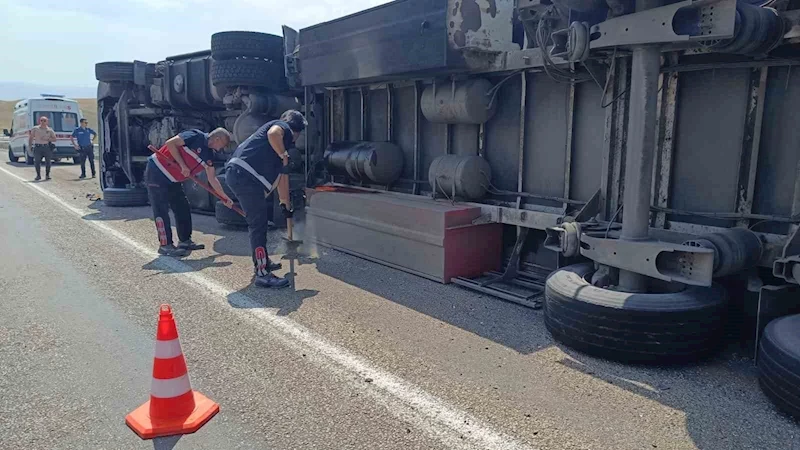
xmin=544 ymin=263 xmax=728 ymax=364
xmin=545 ymin=263 xmax=800 ymax=421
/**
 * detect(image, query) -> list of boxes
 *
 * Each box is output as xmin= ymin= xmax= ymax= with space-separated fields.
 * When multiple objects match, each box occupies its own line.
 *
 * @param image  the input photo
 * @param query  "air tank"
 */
xmin=421 ymin=79 xmax=497 ymax=124
xmin=428 ymin=155 xmax=491 ymax=201
xmin=323 ymin=141 xmax=404 ymax=185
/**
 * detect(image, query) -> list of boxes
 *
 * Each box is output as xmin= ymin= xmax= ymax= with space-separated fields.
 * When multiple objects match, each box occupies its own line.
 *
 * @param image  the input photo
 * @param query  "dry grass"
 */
xmin=0 ymin=98 xmax=98 ymax=131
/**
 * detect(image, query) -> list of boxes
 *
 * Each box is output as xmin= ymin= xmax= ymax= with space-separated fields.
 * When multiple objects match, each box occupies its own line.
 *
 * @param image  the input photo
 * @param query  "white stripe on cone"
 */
xmin=153 ymin=338 xmax=183 ymax=359
xmin=151 ymin=374 xmax=192 ymax=398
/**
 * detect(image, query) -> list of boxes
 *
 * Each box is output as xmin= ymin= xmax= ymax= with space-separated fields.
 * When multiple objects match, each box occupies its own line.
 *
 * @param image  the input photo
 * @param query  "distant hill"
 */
xmin=0 ymin=99 xmax=98 ymax=131
xmin=0 ymin=82 xmax=96 ymax=101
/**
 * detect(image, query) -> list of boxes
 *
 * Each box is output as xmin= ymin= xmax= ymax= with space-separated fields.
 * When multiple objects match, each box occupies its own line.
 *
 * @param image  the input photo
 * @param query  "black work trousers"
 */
xmin=226 ymin=164 xmax=277 ymax=276
xmin=144 ymin=160 xmax=192 ymax=247
xmin=79 ymin=145 xmax=95 ymax=177
xmin=33 ymin=144 xmax=53 ymax=178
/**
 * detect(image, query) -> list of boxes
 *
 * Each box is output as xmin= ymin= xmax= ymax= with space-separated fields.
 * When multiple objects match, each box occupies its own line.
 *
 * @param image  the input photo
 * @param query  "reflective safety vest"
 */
xmin=150 ymin=144 xmax=210 ymax=183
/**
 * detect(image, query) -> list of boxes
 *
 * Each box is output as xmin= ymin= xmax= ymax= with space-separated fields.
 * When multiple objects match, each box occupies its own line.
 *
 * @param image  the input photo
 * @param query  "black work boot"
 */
xmin=178 ymin=240 xmax=205 ymax=251
xmin=255 ymin=273 xmax=289 ymax=288
xmin=158 ymin=245 xmax=188 ymax=257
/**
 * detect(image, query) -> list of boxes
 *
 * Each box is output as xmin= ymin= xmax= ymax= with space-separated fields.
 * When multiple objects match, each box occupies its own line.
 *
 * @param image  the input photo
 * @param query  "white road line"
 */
xmin=0 ymin=165 xmax=536 ymax=450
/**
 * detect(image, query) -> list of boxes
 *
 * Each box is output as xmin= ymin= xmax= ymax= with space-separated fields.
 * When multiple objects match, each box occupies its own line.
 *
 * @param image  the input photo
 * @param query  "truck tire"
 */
xmin=758 ymin=313 xmax=800 ymax=420
xmin=210 ymin=59 xmax=284 ymax=89
xmin=95 ymin=62 xmax=156 ymax=82
xmin=8 ymin=148 xmax=18 ymax=163
xmin=95 ymin=62 xmax=134 ymax=82
xmin=183 ymin=179 xmax=214 ymax=213
xmin=102 ymin=187 xmax=149 ymax=207
xmin=216 ymin=172 xmax=238 ymax=201
xmin=544 ymin=263 xmax=728 ymax=364
xmin=211 ymin=31 xmax=284 ymax=61
xmin=215 ymin=200 xmax=247 ymax=228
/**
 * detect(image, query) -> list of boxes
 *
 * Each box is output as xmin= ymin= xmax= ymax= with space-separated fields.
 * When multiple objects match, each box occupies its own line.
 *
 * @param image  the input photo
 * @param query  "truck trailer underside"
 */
xmin=96 ymin=0 xmax=800 ymax=420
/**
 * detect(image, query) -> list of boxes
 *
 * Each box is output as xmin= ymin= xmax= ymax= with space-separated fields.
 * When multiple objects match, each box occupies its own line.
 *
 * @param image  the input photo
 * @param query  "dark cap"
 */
xmin=280 ymin=109 xmax=307 ymax=132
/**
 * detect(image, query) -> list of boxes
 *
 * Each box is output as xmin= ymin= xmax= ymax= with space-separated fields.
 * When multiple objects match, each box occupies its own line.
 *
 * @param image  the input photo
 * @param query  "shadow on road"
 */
xmin=4 ymin=160 xmax=78 ymax=168
xmin=81 ymin=199 xmax=153 ymax=223
xmin=211 ymin=226 xmax=253 ymax=257
xmin=141 ymin=254 xmax=232 ymax=277
xmin=312 ymin=251 xmax=550 ymax=355
xmin=81 ymin=199 xmax=248 ymax=250
xmin=152 ymin=435 xmax=181 ymax=450
xmin=226 ymin=238 xmax=319 ymax=316
xmin=309 ymin=244 xmax=800 ymax=449
xmin=554 ymin=349 xmax=798 ymax=450
xmin=227 ymin=280 xmax=319 ymax=317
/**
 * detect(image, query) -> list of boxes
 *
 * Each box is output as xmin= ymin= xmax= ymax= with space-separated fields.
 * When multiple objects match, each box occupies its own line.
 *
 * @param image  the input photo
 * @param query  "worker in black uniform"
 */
xmin=225 ymin=110 xmax=307 ymax=288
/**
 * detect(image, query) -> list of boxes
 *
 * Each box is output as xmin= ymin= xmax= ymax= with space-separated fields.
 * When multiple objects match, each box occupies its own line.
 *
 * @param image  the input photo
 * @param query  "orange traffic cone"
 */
xmin=126 ymin=304 xmax=219 ymax=439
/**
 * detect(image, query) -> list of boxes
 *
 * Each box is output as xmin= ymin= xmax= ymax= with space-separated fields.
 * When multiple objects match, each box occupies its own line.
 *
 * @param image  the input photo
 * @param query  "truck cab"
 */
xmin=94 ymin=43 xmax=304 ymax=215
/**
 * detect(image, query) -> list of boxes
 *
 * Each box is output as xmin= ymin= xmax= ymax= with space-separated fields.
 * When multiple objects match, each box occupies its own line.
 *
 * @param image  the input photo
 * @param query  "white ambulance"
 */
xmin=4 ymin=95 xmax=84 ymax=165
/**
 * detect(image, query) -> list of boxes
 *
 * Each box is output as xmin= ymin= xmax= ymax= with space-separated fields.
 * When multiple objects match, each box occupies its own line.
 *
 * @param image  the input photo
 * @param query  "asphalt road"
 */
xmin=0 ymin=160 xmax=798 ymax=450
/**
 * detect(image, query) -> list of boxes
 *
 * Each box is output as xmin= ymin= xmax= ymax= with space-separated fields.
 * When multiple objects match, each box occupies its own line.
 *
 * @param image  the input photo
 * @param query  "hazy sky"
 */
xmin=0 ymin=0 xmax=390 ymax=87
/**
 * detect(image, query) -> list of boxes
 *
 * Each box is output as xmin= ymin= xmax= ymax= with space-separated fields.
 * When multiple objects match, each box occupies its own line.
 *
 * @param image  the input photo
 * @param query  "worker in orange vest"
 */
xmin=145 ymin=128 xmax=233 ymax=256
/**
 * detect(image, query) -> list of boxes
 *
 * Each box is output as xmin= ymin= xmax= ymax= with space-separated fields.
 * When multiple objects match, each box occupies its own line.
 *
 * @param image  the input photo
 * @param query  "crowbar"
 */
xmin=148 ymin=144 xmax=246 ymax=217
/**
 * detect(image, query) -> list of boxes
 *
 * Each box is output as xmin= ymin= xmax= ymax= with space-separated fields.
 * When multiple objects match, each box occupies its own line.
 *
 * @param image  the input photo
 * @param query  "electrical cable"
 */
xmin=486 ymin=69 xmax=524 ymax=110
xmin=434 ymin=175 xmax=456 ymax=205
xmin=606 ymin=204 xmax=623 ymax=238
xmin=583 ymin=61 xmax=605 ymax=91
xmin=599 ymin=47 xmax=623 ymax=108
xmin=650 ymin=205 xmax=800 ymax=223
xmin=535 ymin=7 xmax=594 ymax=85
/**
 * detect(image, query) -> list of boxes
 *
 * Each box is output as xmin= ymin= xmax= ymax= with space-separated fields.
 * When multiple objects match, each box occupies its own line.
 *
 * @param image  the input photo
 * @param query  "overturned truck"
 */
xmin=98 ymin=0 xmax=800 ymax=419
xmin=94 ymin=35 xmax=304 ymax=226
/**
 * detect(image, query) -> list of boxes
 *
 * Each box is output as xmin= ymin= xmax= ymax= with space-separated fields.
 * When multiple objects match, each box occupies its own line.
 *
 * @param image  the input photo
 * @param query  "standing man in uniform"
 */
xmin=145 ymin=127 xmax=234 ymax=257
xmin=70 ymin=118 xmax=97 ymax=179
xmin=225 ymin=110 xmax=307 ymax=288
xmin=28 ymin=115 xmax=56 ymax=181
